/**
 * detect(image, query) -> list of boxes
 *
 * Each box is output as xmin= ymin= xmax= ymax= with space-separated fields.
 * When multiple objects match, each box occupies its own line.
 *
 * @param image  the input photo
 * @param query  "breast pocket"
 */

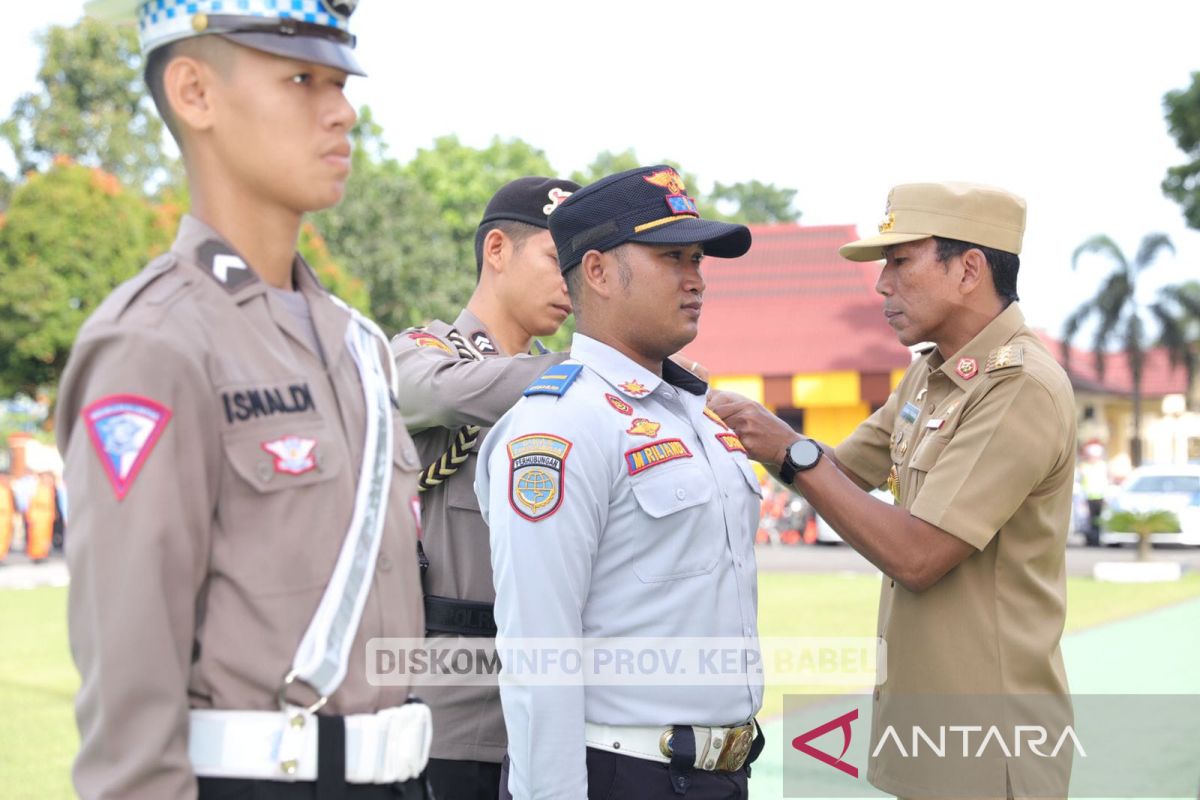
xmin=629 ymin=464 xmax=720 ymax=583
xmin=219 ymin=421 xmax=347 ymax=594
xmin=905 ymin=434 xmax=949 ymax=502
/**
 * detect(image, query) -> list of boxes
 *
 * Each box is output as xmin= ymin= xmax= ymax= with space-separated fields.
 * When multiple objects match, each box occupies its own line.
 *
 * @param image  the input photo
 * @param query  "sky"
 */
xmin=2 ymin=1 xmax=1199 ymax=339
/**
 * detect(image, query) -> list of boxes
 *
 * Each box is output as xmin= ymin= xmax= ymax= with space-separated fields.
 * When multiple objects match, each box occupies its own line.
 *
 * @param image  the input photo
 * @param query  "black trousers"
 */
xmin=197 ymin=777 xmax=428 ymax=799
xmin=426 ymin=757 xmax=502 ymax=800
xmin=498 ymin=749 xmax=748 ymax=800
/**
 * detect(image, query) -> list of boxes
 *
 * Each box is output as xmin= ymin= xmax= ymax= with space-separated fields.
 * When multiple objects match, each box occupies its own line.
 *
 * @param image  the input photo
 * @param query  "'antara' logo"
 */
xmin=792 ymin=708 xmax=859 ymax=778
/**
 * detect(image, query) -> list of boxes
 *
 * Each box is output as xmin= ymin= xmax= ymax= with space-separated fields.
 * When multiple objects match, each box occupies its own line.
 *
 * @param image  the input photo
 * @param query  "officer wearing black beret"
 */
xmin=391 ymin=175 xmax=580 ymax=800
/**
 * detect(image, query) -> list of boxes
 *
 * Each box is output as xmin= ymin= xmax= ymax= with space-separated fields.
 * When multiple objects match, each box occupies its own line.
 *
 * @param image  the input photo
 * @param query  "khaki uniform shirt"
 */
xmin=391 ymin=309 xmax=566 ymax=762
xmin=57 ymin=216 xmax=425 ymax=800
xmin=835 ymin=304 xmax=1075 ymax=797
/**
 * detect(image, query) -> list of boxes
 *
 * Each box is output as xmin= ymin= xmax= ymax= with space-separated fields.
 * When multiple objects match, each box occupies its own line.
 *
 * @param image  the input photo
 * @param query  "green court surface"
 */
xmin=2 ymin=573 xmax=1198 ymax=798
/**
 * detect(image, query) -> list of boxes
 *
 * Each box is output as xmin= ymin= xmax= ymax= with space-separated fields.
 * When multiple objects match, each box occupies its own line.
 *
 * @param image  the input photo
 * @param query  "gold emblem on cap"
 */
xmin=192 ymin=13 xmax=209 ymax=32
xmin=878 ymin=212 xmax=896 ymax=233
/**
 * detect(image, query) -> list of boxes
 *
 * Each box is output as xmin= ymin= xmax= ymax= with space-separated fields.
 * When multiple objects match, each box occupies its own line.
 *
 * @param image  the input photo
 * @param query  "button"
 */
xmin=712 ymin=737 xmax=723 ymax=748
xmin=256 ymin=462 xmax=274 ymax=482
xmin=675 ymin=488 xmax=687 ymax=500
xmin=378 ymin=556 xmax=393 ymax=573
xmin=612 ymin=741 xmax=621 ymax=750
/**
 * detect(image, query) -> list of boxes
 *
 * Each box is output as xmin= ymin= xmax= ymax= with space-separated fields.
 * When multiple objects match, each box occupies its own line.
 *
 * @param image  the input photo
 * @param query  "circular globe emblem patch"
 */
xmin=507 ymin=434 xmax=573 ymax=522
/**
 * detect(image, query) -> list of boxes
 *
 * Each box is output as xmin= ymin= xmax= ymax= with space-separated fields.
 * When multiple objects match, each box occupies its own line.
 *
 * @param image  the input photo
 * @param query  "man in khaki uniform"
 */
xmin=59 ymin=2 xmax=429 ymax=798
xmin=712 ymin=183 xmax=1075 ymax=798
xmin=390 ymin=177 xmax=578 ymax=799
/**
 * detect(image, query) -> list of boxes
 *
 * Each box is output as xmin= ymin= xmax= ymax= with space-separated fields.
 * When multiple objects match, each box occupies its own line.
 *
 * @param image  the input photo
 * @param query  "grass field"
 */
xmin=3 ymin=572 xmax=1199 ymax=798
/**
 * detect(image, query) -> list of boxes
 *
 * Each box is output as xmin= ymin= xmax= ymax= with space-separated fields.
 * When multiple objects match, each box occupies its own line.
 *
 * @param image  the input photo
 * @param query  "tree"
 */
xmin=1 ymin=19 xmax=171 ymax=193
xmin=1163 ymin=72 xmax=1200 ymax=230
xmin=1155 ymin=281 xmax=1200 ymax=408
xmin=1062 ymin=234 xmax=1191 ymax=465
xmin=0 ymin=157 xmax=154 ymax=398
xmin=569 ymin=149 xmax=641 ymax=186
xmin=401 ymin=135 xmax=555 ymax=269
xmin=1105 ymin=509 xmax=1179 ymax=562
xmin=710 ymin=179 xmax=801 ymax=224
xmin=312 ymin=110 xmax=464 ymax=333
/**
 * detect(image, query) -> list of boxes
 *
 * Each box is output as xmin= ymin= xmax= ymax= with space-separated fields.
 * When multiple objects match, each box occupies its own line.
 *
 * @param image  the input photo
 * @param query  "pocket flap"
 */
xmin=630 ymin=465 xmax=713 ymax=518
xmin=224 ymin=423 xmax=343 ymax=493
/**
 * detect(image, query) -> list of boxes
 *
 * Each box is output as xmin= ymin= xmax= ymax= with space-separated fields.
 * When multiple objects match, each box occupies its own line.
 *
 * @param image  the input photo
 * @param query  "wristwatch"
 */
xmin=778 ymin=437 xmax=822 ymax=484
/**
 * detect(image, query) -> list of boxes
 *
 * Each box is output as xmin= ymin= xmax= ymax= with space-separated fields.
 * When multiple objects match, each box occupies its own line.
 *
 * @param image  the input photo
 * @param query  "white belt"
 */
xmin=188 ymin=704 xmax=431 ymax=784
xmin=584 ymin=721 xmax=756 ymax=772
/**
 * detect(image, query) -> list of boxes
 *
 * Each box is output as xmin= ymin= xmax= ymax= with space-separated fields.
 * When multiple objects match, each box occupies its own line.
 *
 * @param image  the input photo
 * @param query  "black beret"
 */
xmin=474 ymin=176 xmax=581 ymax=268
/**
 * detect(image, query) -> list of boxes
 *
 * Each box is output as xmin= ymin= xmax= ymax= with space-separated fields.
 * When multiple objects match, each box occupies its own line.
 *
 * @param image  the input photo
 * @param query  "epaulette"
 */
xmin=985 ymin=344 xmax=1025 ymax=374
xmin=524 ymin=364 xmax=583 ymax=397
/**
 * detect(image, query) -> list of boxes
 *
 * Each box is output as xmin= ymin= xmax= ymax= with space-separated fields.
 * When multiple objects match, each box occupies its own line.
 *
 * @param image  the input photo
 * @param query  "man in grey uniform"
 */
xmin=477 ymin=166 xmax=764 ymax=799
xmin=391 ymin=177 xmax=579 ymax=799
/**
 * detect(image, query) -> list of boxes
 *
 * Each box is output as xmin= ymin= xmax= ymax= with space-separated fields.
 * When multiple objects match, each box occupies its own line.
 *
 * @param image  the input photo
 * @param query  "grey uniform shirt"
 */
xmin=476 ymin=334 xmax=764 ymax=799
xmin=57 ymin=216 xmax=425 ymax=800
xmin=391 ymin=309 xmax=567 ymax=762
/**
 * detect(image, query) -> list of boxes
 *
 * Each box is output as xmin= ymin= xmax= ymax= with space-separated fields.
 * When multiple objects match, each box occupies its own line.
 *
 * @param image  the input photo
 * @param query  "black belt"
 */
xmin=424 ymin=595 xmax=497 ymax=637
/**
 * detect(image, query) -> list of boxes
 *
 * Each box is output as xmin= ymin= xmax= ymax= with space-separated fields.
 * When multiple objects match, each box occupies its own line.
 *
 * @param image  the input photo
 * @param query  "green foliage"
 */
xmin=711 ymin=179 xmax=801 ymax=224
xmin=1163 ymin=72 xmax=1200 ymax=231
xmin=298 ymin=223 xmax=369 ymax=314
xmin=1 ymin=19 xmax=169 ymax=193
xmin=312 ymin=110 xmax=465 ymax=333
xmin=401 ymin=135 xmax=555 ymax=269
xmin=1105 ymin=509 xmax=1181 ymax=561
xmin=0 ymin=158 xmax=153 ymax=397
xmin=1062 ymin=233 xmax=1189 ymax=465
xmin=569 ymin=148 xmax=641 ymax=185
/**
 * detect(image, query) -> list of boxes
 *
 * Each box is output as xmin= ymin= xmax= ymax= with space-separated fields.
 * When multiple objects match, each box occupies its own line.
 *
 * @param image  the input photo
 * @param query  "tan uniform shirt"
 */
xmin=835 ymin=303 xmax=1075 ymax=797
xmin=391 ymin=309 xmax=566 ymax=762
xmin=57 ymin=216 xmax=425 ymax=800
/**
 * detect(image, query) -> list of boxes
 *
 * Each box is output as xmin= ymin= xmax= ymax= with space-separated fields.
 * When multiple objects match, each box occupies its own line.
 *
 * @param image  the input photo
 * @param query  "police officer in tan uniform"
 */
xmin=60 ymin=2 xmax=430 ymax=797
xmin=712 ymin=183 xmax=1075 ymax=798
xmin=390 ymin=177 xmax=578 ymax=799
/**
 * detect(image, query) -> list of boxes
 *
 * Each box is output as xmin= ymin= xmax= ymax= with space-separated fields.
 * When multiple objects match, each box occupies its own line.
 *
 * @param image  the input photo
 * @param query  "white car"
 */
xmin=814 ymin=488 xmax=892 ymax=544
xmin=1103 ymin=465 xmax=1200 ymax=546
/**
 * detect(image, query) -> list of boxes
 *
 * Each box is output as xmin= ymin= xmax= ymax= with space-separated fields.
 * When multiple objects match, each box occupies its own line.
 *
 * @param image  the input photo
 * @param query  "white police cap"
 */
xmin=85 ymin=0 xmax=364 ymax=76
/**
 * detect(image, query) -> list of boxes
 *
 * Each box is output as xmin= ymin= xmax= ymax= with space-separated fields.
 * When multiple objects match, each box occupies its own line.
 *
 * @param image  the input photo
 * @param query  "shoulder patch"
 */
xmin=407 ymin=331 xmax=453 ymax=354
xmin=985 ymin=344 xmax=1025 ymax=373
xmin=508 ymin=434 xmax=572 ymax=522
xmin=625 ymin=438 xmax=693 ymax=476
xmin=524 ymin=364 xmax=583 ymax=397
xmin=81 ymin=394 xmax=172 ymax=500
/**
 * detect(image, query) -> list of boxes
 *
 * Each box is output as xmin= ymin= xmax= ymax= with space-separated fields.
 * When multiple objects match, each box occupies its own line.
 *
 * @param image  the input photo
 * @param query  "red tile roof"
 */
xmin=690 ymin=223 xmax=912 ymax=375
xmin=1035 ymin=331 xmax=1190 ymax=398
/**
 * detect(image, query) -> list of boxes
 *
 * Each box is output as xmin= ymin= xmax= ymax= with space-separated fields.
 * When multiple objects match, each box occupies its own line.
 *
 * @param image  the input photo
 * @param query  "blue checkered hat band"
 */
xmin=137 ymin=0 xmax=349 ymax=53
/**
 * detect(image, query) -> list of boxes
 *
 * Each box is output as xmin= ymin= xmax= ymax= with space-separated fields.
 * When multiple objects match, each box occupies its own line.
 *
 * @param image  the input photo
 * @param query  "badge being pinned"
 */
xmin=626 ymin=418 xmax=661 ymax=438
xmin=703 ymin=407 xmax=730 ymax=430
xmin=262 ymin=435 xmax=318 ymax=475
xmin=618 ymin=380 xmax=650 ymax=397
xmin=605 ymin=393 xmax=633 ymax=415
xmin=508 ymin=434 xmax=572 ymax=522
xmin=82 ymin=394 xmax=172 ymax=501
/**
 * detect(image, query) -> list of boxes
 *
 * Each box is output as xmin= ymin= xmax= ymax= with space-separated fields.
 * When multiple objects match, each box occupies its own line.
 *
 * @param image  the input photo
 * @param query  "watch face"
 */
xmin=789 ymin=438 xmax=821 ymax=469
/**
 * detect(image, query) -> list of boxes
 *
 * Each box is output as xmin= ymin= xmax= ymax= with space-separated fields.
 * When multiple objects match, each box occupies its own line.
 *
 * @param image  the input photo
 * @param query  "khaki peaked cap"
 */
xmin=839 ymin=182 xmax=1026 ymax=262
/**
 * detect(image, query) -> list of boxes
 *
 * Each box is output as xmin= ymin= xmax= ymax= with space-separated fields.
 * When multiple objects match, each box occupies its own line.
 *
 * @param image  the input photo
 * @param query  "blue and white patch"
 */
xmin=507 ymin=434 xmax=572 ymax=522
xmin=523 ymin=364 xmax=583 ymax=397
xmin=900 ymin=402 xmax=920 ymax=424
xmin=81 ymin=394 xmax=172 ymax=500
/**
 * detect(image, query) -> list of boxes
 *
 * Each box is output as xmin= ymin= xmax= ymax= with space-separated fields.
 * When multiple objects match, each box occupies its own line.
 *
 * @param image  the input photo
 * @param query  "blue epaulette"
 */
xmin=524 ymin=364 xmax=583 ymax=397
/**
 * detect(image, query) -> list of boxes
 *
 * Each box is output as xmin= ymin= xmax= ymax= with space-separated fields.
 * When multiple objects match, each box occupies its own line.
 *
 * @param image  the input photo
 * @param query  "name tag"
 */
xmin=900 ymin=402 xmax=920 ymax=424
xmin=926 ymin=418 xmax=945 ymax=430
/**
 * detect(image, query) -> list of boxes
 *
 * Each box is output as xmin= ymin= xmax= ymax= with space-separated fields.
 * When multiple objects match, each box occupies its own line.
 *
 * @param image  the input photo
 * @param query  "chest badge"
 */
xmin=716 ymin=432 xmax=747 ymax=453
xmin=619 ymin=380 xmax=650 ymax=397
xmin=955 ymin=357 xmax=979 ymax=380
xmin=900 ymin=402 xmax=920 ymax=424
xmin=261 ymin=436 xmax=318 ymax=475
xmin=887 ymin=464 xmax=900 ymax=503
xmin=627 ymin=418 xmax=662 ymax=438
xmin=605 ymin=393 xmax=634 ymax=415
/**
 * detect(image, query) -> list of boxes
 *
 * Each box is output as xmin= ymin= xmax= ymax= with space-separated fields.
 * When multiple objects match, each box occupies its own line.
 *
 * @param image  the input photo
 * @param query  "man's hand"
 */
xmin=708 ymin=390 xmax=799 ymax=469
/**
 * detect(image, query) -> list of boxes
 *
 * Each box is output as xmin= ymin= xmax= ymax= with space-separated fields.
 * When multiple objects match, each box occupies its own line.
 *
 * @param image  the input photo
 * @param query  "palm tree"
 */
xmin=1062 ymin=233 xmax=1190 ymax=466
xmin=1155 ymin=281 xmax=1200 ymax=410
xmin=1105 ymin=509 xmax=1180 ymax=562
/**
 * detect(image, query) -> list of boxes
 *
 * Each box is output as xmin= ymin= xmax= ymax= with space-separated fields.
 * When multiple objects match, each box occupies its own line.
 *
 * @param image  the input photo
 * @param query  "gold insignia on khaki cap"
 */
xmin=840 ymin=182 xmax=1027 ymax=262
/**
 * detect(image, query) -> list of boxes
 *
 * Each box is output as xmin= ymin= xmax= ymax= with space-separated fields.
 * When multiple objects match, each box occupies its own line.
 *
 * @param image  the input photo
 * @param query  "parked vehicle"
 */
xmin=814 ymin=488 xmax=892 ymax=544
xmin=1102 ymin=465 xmax=1200 ymax=546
